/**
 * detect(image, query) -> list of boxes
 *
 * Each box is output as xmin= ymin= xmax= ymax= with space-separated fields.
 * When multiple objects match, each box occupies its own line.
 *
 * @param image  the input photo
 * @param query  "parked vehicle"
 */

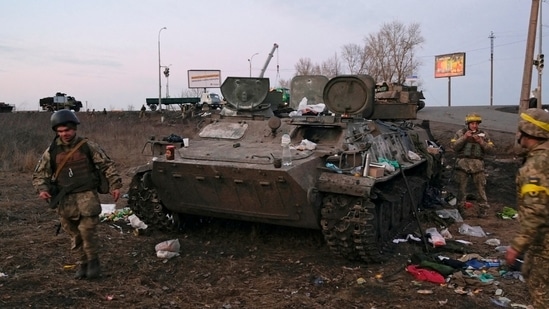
xmin=145 ymin=97 xmax=200 ymax=111
xmin=146 ymin=93 xmax=222 ymax=111
xmin=197 ymin=93 xmax=222 ymax=110
xmin=39 ymin=92 xmax=82 ymax=112
xmin=128 ymin=74 xmax=442 ymax=264
xmin=0 ymin=102 xmax=15 ymax=113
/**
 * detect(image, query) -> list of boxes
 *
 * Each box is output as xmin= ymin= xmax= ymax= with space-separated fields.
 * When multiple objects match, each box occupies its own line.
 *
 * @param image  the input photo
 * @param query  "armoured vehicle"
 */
xmin=127 ymin=74 xmax=442 ymax=263
xmin=375 ymin=82 xmax=426 ymax=111
xmin=0 ymin=102 xmax=15 ymax=113
xmin=39 ymin=92 xmax=83 ymax=112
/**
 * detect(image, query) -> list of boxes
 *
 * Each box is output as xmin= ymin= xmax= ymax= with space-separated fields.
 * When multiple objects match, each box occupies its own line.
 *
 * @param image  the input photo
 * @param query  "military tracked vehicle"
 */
xmin=127 ymin=74 xmax=442 ymax=263
xmin=375 ymin=82 xmax=426 ymax=111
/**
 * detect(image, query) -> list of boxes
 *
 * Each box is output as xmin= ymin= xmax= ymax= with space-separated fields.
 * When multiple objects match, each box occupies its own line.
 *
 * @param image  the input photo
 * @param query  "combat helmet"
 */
xmin=465 ymin=113 xmax=482 ymax=124
xmin=50 ymin=109 xmax=80 ymax=131
xmin=519 ymin=108 xmax=549 ymax=139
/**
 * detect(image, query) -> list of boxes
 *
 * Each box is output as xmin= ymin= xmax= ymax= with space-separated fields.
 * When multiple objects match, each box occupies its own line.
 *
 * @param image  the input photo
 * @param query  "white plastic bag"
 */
xmin=156 ymin=250 xmax=180 ymax=259
xmin=425 ymin=227 xmax=446 ymax=247
xmin=436 ymin=209 xmax=463 ymax=222
xmin=295 ymin=139 xmax=317 ymax=151
xmin=128 ymin=214 xmax=148 ymax=230
xmin=408 ymin=150 xmax=422 ymax=161
xmin=458 ymin=223 xmax=487 ymax=237
xmin=440 ymin=228 xmax=453 ymax=239
xmin=155 ymin=239 xmax=181 ymax=253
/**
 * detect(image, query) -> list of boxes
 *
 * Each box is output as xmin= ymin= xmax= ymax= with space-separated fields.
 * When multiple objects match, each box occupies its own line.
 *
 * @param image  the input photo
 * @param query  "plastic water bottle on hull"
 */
xmin=281 ymin=134 xmax=292 ymax=166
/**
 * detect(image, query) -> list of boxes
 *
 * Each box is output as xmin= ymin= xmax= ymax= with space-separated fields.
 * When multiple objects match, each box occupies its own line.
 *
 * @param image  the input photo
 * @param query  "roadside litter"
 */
xmin=436 ymin=209 xmax=463 ymax=222
xmin=458 ymin=223 xmax=487 ymax=237
xmin=498 ymin=206 xmax=518 ymax=220
xmin=155 ymin=239 xmax=181 ymax=260
xmin=100 ymin=206 xmax=133 ymax=222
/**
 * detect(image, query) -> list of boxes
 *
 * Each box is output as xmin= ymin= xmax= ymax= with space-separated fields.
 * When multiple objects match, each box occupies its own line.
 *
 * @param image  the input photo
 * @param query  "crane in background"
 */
xmin=259 ymin=43 xmax=279 ymax=78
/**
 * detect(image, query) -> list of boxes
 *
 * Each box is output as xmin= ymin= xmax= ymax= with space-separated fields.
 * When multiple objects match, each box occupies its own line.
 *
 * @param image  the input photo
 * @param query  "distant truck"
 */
xmin=39 ymin=92 xmax=83 ymax=112
xmin=146 ymin=93 xmax=222 ymax=111
xmin=0 ymin=102 xmax=15 ymax=113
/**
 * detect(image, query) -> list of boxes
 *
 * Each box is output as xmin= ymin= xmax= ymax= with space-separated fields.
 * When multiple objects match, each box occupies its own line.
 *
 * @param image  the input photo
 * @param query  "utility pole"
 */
xmin=158 ymin=27 xmax=167 ymax=112
xmin=489 ymin=31 xmax=495 ymax=106
xmin=537 ymin=0 xmax=544 ymax=108
xmin=519 ymin=0 xmax=540 ymax=114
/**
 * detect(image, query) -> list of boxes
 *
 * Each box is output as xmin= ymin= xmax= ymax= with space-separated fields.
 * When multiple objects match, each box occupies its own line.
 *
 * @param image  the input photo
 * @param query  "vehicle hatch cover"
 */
xmin=323 ymin=75 xmax=375 ymax=117
xmin=199 ymin=122 xmax=249 ymax=139
xmin=221 ymin=77 xmax=270 ymax=110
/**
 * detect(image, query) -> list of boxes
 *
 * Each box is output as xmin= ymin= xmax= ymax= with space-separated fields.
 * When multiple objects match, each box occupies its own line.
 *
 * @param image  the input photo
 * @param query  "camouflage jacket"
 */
xmin=512 ymin=140 xmax=549 ymax=256
xmin=32 ymin=136 xmax=122 ymax=217
xmin=451 ymin=127 xmax=495 ymax=173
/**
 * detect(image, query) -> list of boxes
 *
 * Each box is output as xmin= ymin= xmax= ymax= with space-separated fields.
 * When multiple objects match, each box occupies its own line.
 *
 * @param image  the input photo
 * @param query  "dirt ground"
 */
xmin=0 ymin=109 xmax=532 ymax=308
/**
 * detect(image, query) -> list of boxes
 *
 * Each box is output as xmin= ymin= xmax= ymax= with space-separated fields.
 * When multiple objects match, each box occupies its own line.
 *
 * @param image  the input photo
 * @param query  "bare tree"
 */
xmin=340 ymin=43 xmax=365 ymax=74
xmin=319 ymin=53 xmax=341 ymax=78
xmin=294 ymin=58 xmax=321 ymax=75
xmin=363 ymin=21 xmax=424 ymax=84
xmin=291 ymin=20 xmax=423 ymax=85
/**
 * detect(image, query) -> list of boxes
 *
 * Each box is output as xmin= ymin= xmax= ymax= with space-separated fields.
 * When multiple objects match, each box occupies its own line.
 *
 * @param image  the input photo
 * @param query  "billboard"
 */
xmin=434 ymin=52 xmax=466 ymax=78
xmin=188 ymin=70 xmax=222 ymax=88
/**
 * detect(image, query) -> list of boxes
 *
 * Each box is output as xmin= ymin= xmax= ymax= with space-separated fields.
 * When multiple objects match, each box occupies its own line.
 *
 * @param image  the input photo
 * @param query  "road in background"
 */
xmin=417 ymin=106 xmax=519 ymax=134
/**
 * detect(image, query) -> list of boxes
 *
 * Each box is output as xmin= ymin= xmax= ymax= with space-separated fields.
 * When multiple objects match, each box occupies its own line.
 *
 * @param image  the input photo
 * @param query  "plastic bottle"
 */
xmin=362 ymin=153 xmax=371 ymax=177
xmin=281 ymin=134 xmax=292 ymax=166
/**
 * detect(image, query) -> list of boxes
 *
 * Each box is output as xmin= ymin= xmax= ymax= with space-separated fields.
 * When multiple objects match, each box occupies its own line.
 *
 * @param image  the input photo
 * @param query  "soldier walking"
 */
xmin=506 ymin=108 xmax=549 ymax=308
xmin=32 ymin=110 xmax=122 ymax=279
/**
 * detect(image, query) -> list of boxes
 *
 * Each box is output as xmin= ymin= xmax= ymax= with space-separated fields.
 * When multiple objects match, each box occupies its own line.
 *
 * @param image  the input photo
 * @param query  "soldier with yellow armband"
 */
xmin=506 ymin=108 xmax=549 ymax=308
xmin=450 ymin=113 xmax=495 ymax=218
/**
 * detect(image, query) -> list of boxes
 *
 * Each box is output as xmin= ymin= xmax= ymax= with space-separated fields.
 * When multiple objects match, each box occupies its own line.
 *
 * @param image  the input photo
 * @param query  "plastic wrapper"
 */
xmin=425 ymin=227 xmax=446 ymax=247
xmin=155 ymin=239 xmax=181 ymax=253
xmin=458 ymin=223 xmax=487 ymax=237
xmin=436 ymin=209 xmax=463 ymax=222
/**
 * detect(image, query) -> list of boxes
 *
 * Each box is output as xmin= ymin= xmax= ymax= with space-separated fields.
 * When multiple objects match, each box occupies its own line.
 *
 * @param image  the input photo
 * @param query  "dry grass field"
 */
xmin=0 ymin=109 xmax=532 ymax=308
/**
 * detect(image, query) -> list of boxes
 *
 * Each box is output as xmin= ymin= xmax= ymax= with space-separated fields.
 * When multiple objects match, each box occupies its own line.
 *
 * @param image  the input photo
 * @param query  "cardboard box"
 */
xmin=368 ymin=163 xmax=385 ymax=178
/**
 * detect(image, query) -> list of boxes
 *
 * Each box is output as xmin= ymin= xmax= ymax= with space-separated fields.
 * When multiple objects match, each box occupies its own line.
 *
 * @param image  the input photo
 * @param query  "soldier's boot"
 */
xmin=86 ymin=259 xmax=101 ymax=279
xmin=74 ymin=263 xmax=87 ymax=280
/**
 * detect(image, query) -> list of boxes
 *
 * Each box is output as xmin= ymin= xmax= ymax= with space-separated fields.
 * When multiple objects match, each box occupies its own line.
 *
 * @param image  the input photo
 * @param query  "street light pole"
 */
xmin=158 ymin=26 xmax=167 ymax=111
xmin=248 ymin=52 xmax=258 ymax=77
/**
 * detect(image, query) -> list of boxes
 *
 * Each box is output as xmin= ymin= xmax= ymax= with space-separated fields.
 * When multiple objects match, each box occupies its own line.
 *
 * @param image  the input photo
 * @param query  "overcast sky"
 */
xmin=0 ymin=0 xmax=541 ymax=111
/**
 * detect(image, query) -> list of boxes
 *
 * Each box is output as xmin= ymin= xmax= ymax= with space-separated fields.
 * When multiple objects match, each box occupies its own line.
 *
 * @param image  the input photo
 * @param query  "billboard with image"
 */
xmin=434 ymin=52 xmax=466 ymax=78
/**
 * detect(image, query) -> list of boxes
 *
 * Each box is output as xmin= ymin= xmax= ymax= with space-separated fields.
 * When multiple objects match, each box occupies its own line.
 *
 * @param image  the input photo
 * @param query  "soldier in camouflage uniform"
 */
xmin=32 ymin=110 xmax=122 ymax=280
xmin=450 ymin=113 xmax=494 ymax=218
xmin=506 ymin=108 xmax=549 ymax=308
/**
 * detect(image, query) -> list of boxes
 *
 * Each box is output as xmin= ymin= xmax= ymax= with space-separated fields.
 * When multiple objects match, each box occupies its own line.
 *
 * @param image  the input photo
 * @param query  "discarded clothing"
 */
xmin=406 ymin=265 xmax=446 ymax=284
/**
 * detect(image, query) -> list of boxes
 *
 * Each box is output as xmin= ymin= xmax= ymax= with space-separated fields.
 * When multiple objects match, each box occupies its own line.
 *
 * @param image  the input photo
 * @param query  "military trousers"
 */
xmin=60 ymin=215 xmax=100 ymax=263
xmin=455 ymin=169 xmax=489 ymax=210
xmin=523 ymin=254 xmax=549 ymax=308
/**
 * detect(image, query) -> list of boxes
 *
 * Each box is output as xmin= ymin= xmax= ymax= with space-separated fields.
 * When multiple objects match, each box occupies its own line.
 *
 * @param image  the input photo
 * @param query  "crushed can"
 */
xmin=166 ymin=145 xmax=175 ymax=160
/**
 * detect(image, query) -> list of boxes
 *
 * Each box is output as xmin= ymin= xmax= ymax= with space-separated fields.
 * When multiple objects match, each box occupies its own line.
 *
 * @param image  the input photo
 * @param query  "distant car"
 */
xmin=209 ymin=93 xmax=222 ymax=109
xmin=197 ymin=93 xmax=222 ymax=110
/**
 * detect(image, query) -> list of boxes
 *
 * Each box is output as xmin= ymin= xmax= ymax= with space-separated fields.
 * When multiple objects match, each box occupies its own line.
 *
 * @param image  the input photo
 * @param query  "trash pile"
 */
xmin=392 ymin=214 xmax=528 ymax=307
xmin=100 ymin=206 xmax=133 ymax=222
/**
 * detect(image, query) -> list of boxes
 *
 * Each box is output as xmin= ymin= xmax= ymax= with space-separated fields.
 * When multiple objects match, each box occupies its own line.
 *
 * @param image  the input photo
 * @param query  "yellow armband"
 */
xmin=521 ymin=183 xmax=549 ymax=197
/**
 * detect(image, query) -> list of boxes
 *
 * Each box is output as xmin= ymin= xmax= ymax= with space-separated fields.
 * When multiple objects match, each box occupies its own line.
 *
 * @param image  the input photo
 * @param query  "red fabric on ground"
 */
xmin=405 ymin=264 xmax=446 ymax=284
